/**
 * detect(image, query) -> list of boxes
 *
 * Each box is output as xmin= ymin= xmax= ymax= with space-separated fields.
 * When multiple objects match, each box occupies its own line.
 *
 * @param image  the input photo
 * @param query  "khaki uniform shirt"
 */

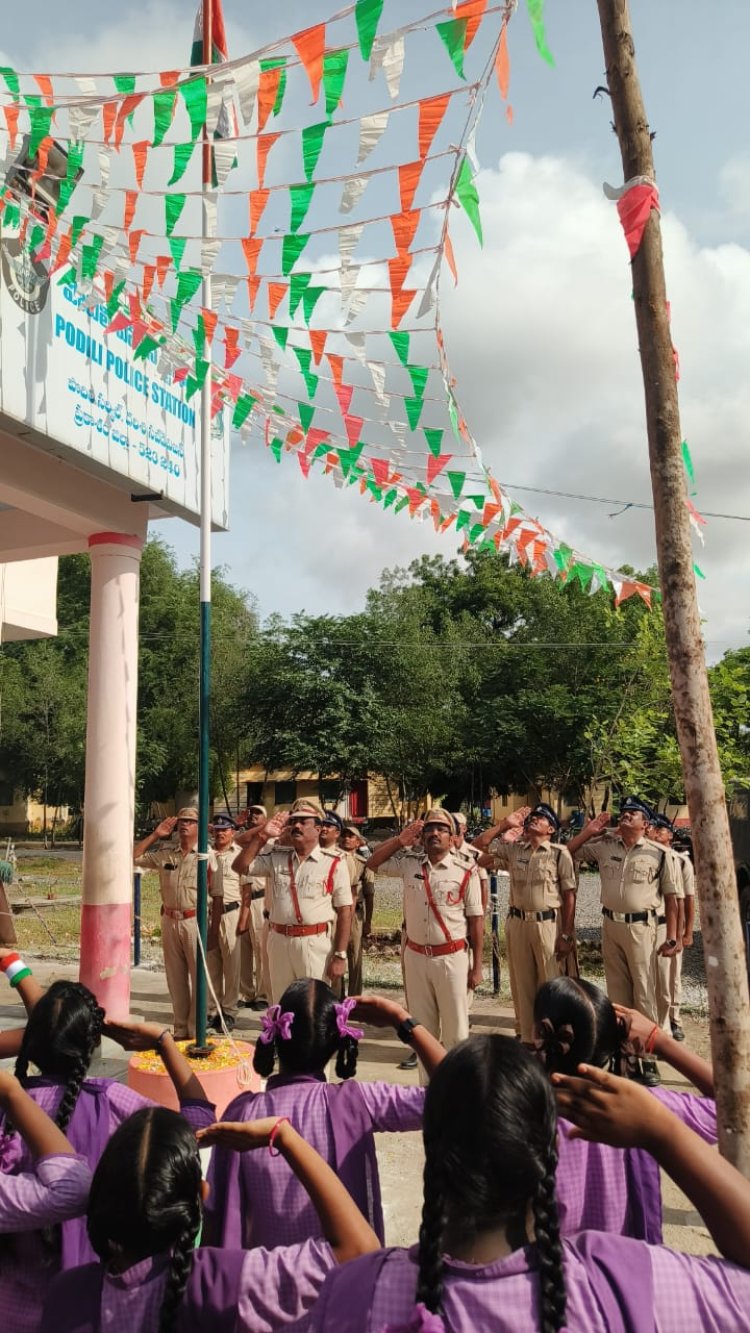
xmin=136 ymin=844 xmax=217 ymax=912
xmin=243 ymin=844 xmax=352 ymax=927
xmin=676 ymin=850 xmax=696 ymax=897
xmin=488 ymin=838 xmax=576 ymax=913
xmin=457 ymin=840 xmax=490 ymax=887
xmin=211 ymin=843 xmax=243 ymax=904
xmin=581 ymin=834 xmax=678 ymax=913
xmin=349 ymin=851 xmax=376 ymax=909
xmin=378 ymin=849 xmax=483 ymax=948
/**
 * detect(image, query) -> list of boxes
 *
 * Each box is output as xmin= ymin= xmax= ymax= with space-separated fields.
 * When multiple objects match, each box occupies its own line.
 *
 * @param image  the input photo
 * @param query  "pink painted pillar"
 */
xmin=79 ymin=532 xmax=144 ymax=1018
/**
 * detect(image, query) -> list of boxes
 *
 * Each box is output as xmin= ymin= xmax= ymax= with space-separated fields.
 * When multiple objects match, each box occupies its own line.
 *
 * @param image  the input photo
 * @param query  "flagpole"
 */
xmin=194 ymin=0 xmax=213 ymax=1052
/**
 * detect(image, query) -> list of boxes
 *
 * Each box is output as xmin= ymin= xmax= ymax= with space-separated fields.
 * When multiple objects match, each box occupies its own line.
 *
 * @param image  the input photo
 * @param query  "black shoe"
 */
xmin=397 ymin=1052 xmax=418 ymax=1071
xmin=637 ymin=1058 xmax=662 ymax=1087
xmin=250 ymin=999 xmax=268 ymax=1012
xmin=671 ymin=1021 xmax=685 ymax=1042
xmin=222 ymin=1014 xmax=236 ymax=1033
xmin=207 ymin=1014 xmax=222 ymax=1032
xmin=237 ymin=999 xmax=252 ymax=1009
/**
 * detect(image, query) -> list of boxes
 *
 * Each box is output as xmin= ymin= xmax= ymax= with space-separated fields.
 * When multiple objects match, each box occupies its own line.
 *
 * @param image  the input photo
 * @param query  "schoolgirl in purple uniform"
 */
xmin=0 ymin=1067 xmax=91 ymax=1236
xmin=206 ymin=982 xmax=438 ymax=1247
xmin=531 ymin=977 xmax=717 ymax=1242
xmin=0 ymin=981 xmax=213 ymax=1329
xmin=303 ymin=1034 xmax=750 ymax=1332
xmin=42 ymin=1103 xmax=380 ymax=1332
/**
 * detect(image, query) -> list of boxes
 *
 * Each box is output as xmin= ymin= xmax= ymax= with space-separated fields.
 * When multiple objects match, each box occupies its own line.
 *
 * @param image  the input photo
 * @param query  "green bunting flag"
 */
xmin=70 ymin=215 xmax=88 ymax=247
xmin=269 ymin=436 xmax=284 ymax=462
xmin=355 ymin=0 xmax=385 ymax=61
xmin=169 ymin=142 xmax=196 ymax=185
xmin=404 ymin=396 xmax=424 ymax=431
xmin=290 ymin=182 xmax=315 ymax=233
xmin=424 ymin=427 xmax=444 ymax=457
xmin=28 ymin=105 xmax=53 ymax=161
xmin=293 ymin=346 xmax=319 ymax=398
xmin=56 ymin=141 xmax=85 ymax=214
xmin=406 ymin=365 xmax=429 ymax=399
xmin=271 ymin=324 xmax=289 ymax=350
xmin=289 ymin=270 xmax=312 ymax=317
xmin=282 ymin=232 xmax=311 ymax=276
xmin=168 ymin=235 xmax=188 ymax=270
xmin=260 ymin=57 xmax=288 ymax=116
xmin=694 ymin=563 xmax=706 ymax=580
xmin=383 ymin=488 xmax=397 ymax=510
xmin=113 ymin=74 xmax=136 ymax=95
xmin=298 ymin=401 xmax=316 ymax=433
xmin=302 ymin=121 xmax=329 ymax=182
xmin=233 ymin=393 xmax=256 ymax=428
xmin=165 ymin=193 xmax=187 ymax=236
xmin=455 ymin=157 xmax=483 ymax=245
xmin=526 ymin=0 xmax=555 ymax=66
xmin=80 ymin=234 xmax=105 ymax=281
xmin=389 ymin=331 xmax=410 ymax=366
xmin=436 ymin=19 xmax=468 ymax=79
xmin=681 ymin=439 xmax=696 ymax=491
xmin=0 ymin=67 xmax=20 ymax=101
xmin=447 ymin=471 xmax=466 ymax=500
xmin=153 ymin=89 xmax=177 ymax=147
xmin=133 ymin=334 xmax=161 ymax=362
xmin=323 ymin=49 xmax=349 ymax=115
xmin=106 ymin=281 xmax=126 ymax=318
xmin=302 ymin=284 xmax=325 ymax=325
xmin=181 ymin=76 xmax=207 ymax=143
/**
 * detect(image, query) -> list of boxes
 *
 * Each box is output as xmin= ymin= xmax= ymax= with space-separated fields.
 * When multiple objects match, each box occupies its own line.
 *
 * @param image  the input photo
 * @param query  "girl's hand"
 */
xmin=612 ymin=1003 xmax=655 ymax=1049
xmin=0 ymin=1070 xmax=19 ymax=1100
xmin=103 ymin=1019 xmax=170 ymax=1051
xmin=552 ymin=1064 xmax=669 ymax=1150
xmin=196 ymin=1117 xmax=283 ymax=1152
xmin=349 ymin=995 xmax=408 ymax=1028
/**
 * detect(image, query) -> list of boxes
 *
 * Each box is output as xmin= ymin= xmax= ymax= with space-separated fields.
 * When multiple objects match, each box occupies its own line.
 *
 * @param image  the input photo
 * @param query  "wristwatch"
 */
xmin=397 ymin=1016 xmax=420 ymax=1044
xmin=664 ymin=938 xmax=678 ymax=949
xmin=333 ymin=950 xmax=347 ymax=960
xmin=560 ymin=934 xmax=574 ymax=944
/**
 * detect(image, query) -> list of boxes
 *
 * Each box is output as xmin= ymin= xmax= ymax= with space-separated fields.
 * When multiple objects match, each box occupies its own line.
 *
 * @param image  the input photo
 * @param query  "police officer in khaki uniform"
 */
xmin=232 ymin=798 xmax=352 ymax=1002
xmin=237 ymin=804 xmax=271 ymax=1011
xmin=133 ymin=808 xmax=217 ymax=1040
xmin=473 ymin=803 xmax=577 ymax=1043
xmin=568 ymin=797 xmax=679 ymax=1084
xmin=647 ymin=812 xmax=695 ymax=1041
xmin=340 ymin=822 xmax=376 ymax=995
xmin=206 ymin=814 xmax=243 ymax=1033
xmin=367 ymin=809 xmax=484 ymax=1083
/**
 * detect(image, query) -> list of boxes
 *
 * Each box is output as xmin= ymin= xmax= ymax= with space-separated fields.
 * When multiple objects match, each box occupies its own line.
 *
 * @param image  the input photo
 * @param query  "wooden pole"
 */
xmin=595 ymin=0 xmax=750 ymax=1171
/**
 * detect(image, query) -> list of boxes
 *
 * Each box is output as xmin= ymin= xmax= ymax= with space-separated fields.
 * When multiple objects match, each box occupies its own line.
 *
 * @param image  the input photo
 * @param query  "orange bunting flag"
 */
xmin=201 ymin=308 xmax=219 ymax=343
xmin=388 ymin=255 xmax=412 ymax=294
xmin=335 ymin=381 xmax=354 ymax=416
xmin=102 ymin=101 xmax=118 ymax=145
xmin=160 ymin=70 xmax=180 ymax=87
xmin=406 ymin=488 xmax=427 ymax=515
xmin=156 ymin=254 xmax=171 ymax=288
xmin=241 ymin=236 xmax=263 ymax=275
xmin=298 ymin=453 xmax=312 ymax=478
xmin=224 ymin=326 xmax=240 ymax=367
xmin=456 ymin=0 xmax=488 ymax=49
xmin=481 ymin=502 xmax=501 ymax=526
xmin=132 ymin=141 xmax=149 ymax=189
xmin=398 ymin=160 xmax=423 ymax=213
xmin=309 ymin=328 xmax=328 ymax=364
xmin=418 ymin=93 xmax=450 ymax=160
xmin=256 ymin=132 xmax=281 ymax=189
xmin=391 ymin=209 xmax=420 ymax=256
xmin=614 ymin=581 xmax=637 ymax=608
xmin=343 ymin=413 xmax=363 ymax=448
xmin=391 ymin=288 xmax=416 ymax=328
xmin=444 ymin=229 xmax=458 ymax=285
xmin=267 ymin=281 xmax=288 ymax=319
xmin=34 ymin=73 xmax=54 ymax=104
xmin=327 ymin=352 xmax=344 ymax=388
xmin=114 ymin=95 xmax=143 ymax=149
xmin=128 ymin=228 xmax=146 ymax=263
xmin=141 ymin=263 xmax=156 ymax=305
xmin=247 ymin=275 xmax=262 ymax=310
xmin=258 ymin=64 xmax=285 ymax=131
xmin=3 ymin=104 xmax=20 ymax=150
xmin=495 ymin=21 xmax=511 ymax=100
xmin=292 ymin=23 xmax=326 ymax=103
xmin=427 ymin=453 xmax=452 ymax=485
xmin=249 ymin=187 xmax=270 ymax=234
xmin=123 ymin=190 xmax=138 ymax=232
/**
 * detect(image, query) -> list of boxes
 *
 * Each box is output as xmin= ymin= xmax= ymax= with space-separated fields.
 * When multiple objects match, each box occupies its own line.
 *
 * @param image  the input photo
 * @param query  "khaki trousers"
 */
xmin=161 ymin=914 xmax=198 ymax=1040
xmin=668 ymin=948 xmax=684 ymax=1024
xmin=347 ymin=907 xmax=365 ymax=996
xmin=403 ymin=945 xmax=469 ymax=1086
xmin=240 ymin=897 xmax=270 ymax=1003
xmin=654 ymin=919 xmax=673 ymax=1030
xmin=207 ymin=908 xmax=241 ymax=1019
xmin=505 ymin=915 xmax=561 ymax=1043
xmin=601 ymin=916 xmax=658 ymax=1022
xmin=267 ymin=925 xmax=331 ymax=1003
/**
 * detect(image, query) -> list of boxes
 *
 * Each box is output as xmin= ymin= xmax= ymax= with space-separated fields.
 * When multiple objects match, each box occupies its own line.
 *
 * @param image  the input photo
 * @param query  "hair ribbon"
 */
xmin=258 ymin=1004 xmax=294 ymax=1045
xmin=334 ymin=997 xmax=364 ymax=1040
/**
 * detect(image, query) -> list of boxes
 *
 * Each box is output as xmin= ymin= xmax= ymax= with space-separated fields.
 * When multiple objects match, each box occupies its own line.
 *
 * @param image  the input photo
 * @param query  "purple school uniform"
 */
xmin=0 ymin=1077 xmax=213 ymax=1332
xmin=302 ymin=1233 xmax=750 ymax=1332
xmin=556 ymin=1087 xmax=717 ymax=1244
xmin=41 ymin=1238 xmax=336 ymax=1333
xmin=207 ymin=1074 xmax=425 ymax=1247
xmin=0 ymin=1153 xmax=91 ymax=1233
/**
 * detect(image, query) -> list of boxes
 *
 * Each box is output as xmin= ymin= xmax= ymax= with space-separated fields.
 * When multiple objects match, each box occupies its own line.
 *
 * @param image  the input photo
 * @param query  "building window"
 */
xmin=0 ymin=780 xmax=15 ymax=806
xmin=245 ymin=781 xmax=264 ymax=809
xmin=320 ymin=780 xmax=341 ymax=806
xmin=273 ymin=780 xmax=297 ymax=807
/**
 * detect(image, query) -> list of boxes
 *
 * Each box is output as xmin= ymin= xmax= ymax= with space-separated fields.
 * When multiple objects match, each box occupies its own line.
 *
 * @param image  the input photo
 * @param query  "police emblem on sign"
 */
xmin=1 ymin=237 xmax=50 ymax=315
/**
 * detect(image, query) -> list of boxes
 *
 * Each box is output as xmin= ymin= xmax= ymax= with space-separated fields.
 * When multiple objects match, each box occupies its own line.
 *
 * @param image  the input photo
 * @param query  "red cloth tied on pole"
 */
xmin=616 ymin=182 xmax=659 ymax=259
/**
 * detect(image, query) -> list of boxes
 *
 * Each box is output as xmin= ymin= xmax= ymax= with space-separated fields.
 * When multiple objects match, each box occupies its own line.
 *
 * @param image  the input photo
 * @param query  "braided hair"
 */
xmin=8 ymin=980 xmax=104 ymax=1134
xmin=252 ymin=978 xmax=360 ymax=1081
xmin=87 ymin=1107 xmax=202 ymax=1333
xmin=532 ymin=977 xmax=623 ymax=1077
xmin=417 ymin=1035 xmax=566 ymax=1332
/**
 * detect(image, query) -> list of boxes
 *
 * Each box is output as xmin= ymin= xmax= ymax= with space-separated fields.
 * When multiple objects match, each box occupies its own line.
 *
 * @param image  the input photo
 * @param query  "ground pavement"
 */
xmin=0 ymin=957 xmax=715 ymax=1255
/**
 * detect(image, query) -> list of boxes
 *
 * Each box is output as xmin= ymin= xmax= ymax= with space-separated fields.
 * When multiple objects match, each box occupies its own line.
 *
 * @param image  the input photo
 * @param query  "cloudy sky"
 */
xmin=8 ymin=2 xmax=750 ymax=656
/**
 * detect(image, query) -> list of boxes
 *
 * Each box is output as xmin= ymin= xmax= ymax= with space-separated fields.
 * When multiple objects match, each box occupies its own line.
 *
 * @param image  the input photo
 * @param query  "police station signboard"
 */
xmin=0 ymin=232 xmax=229 ymax=529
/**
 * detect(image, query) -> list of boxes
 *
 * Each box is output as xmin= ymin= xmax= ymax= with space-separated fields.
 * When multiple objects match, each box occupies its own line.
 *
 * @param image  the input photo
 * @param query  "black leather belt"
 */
xmin=602 ymin=907 xmax=651 ymax=924
xmin=508 ymin=907 xmax=556 ymax=922
xmin=250 ymin=889 xmax=265 ymax=901
xmin=222 ymin=901 xmax=240 ymax=915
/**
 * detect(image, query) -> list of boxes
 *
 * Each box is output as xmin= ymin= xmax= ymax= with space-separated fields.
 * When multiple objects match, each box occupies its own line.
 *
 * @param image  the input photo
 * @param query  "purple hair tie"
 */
xmin=383 ymin=1305 xmax=446 ymax=1333
xmin=334 ymin=997 xmax=364 ymax=1040
xmin=258 ymin=1004 xmax=295 ymax=1045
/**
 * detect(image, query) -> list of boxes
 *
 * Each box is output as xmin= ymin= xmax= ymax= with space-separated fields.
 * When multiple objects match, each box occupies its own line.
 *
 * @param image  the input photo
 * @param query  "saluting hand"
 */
xmin=197 ymin=1117 xmax=283 ymax=1152
xmin=552 ymin=1063 xmax=670 ymax=1150
xmin=397 ymin=819 xmax=424 ymax=848
xmin=586 ymin=812 xmax=611 ymax=836
xmin=505 ymin=806 xmax=532 ymax=829
xmin=154 ymin=816 xmax=178 ymax=839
